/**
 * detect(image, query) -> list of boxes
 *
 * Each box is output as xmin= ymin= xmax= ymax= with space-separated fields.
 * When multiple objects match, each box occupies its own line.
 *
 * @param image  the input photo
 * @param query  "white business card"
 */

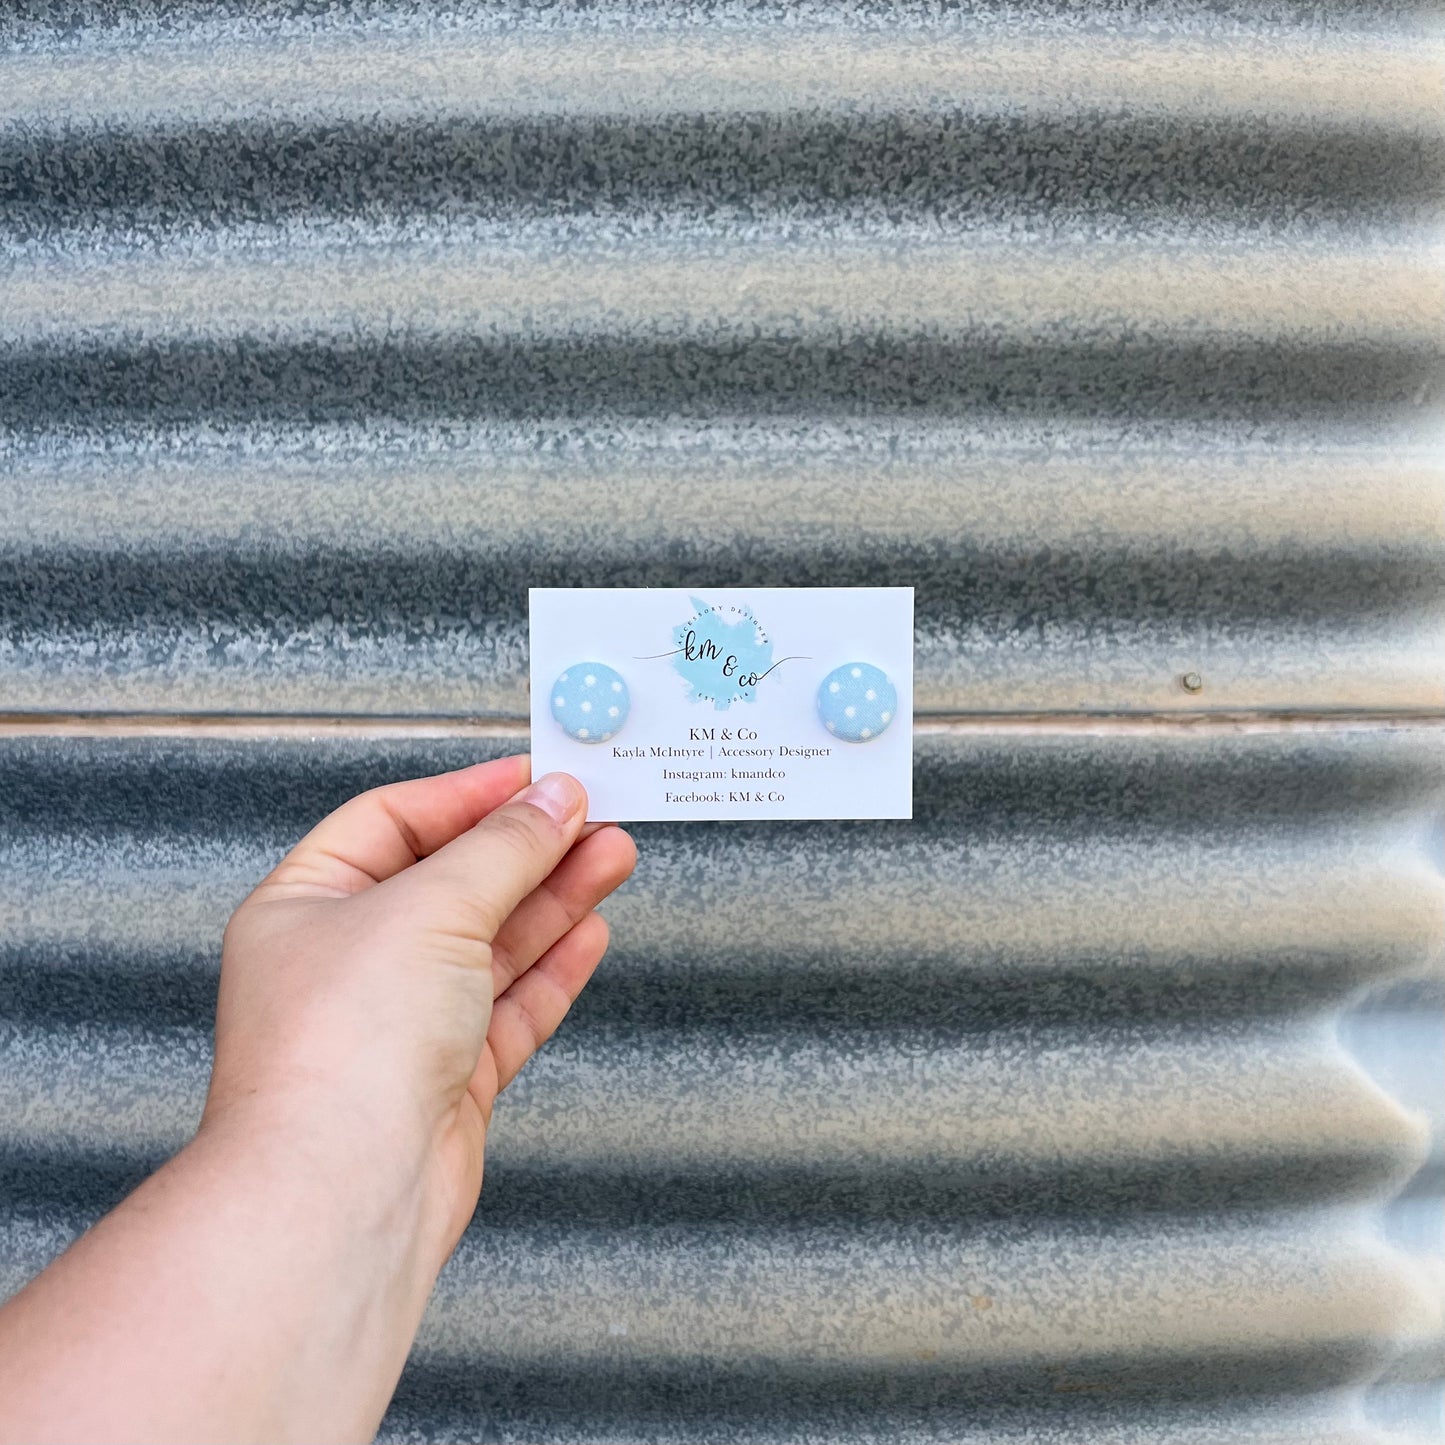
xmin=529 ymin=587 xmax=913 ymax=821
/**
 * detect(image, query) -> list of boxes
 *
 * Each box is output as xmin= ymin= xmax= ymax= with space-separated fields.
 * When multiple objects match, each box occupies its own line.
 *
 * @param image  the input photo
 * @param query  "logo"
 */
xmin=671 ymin=596 xmax=777 ymax=711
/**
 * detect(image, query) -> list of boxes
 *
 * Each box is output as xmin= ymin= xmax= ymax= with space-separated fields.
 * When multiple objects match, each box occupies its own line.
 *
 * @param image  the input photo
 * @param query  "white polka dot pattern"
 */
xmin=550 ymin=662 xmax=630 ymax=744
xmin=816 ymin=662 xmax=897 ymax=743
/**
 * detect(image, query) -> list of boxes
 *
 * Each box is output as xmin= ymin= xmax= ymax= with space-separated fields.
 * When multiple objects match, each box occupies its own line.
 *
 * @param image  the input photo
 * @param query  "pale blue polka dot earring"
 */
xmin=818 ymin=662 xmax=897 ymax=742
xmin=550 ymin=662 xmax=630 ymax=743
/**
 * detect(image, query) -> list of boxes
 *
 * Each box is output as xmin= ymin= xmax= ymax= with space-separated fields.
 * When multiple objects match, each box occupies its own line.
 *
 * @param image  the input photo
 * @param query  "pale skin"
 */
xmin=0 ymin=756 xmax=636 ymax=1445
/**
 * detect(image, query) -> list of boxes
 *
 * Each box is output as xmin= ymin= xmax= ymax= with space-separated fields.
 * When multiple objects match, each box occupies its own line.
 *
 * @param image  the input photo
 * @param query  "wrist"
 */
xmin=0 ymin=1093 xmax=453 ymax=1445
xmin=194 ymin=1084 xmax=454 ymax=1286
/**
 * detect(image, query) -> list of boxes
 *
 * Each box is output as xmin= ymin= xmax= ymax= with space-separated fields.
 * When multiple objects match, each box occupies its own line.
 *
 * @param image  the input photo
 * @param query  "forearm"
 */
xmin=0 ymin=1107 xmax=443 ymax=1445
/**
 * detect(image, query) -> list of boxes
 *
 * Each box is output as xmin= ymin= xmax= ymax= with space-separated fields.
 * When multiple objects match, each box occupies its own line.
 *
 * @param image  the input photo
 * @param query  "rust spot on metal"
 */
xmin=1053 ymin=1374 xmax=1114 ymax=1394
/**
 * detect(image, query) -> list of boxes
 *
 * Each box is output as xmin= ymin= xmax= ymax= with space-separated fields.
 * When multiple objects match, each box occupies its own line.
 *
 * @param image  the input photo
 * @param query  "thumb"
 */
xmin=382 ymin=772 xmax=588 ymax=944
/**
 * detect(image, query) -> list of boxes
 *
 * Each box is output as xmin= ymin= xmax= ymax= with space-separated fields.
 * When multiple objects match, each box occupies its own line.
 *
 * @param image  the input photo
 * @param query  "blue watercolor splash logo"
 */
xmin=672 ymin=596 xmax=774 ymax=711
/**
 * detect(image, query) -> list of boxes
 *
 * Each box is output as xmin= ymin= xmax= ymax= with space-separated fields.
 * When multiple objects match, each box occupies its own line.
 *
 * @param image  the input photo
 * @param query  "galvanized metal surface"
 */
xmin=1 ymin=1 xmax=1443 ymax=1441
xmin=3 ymin=727 xmax=1443 ymax=1441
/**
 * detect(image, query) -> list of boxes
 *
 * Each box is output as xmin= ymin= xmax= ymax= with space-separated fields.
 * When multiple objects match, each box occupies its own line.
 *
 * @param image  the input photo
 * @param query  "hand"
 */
xmin=204 ymin=754 xmax=636 ymax=1264
xmin=0 ymin=754 xmax=635 ymax=1445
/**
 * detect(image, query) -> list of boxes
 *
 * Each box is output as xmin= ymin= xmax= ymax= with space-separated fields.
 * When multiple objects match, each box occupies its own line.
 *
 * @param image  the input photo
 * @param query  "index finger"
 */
xmin=264 ymin=753 xmax=532 ymax=896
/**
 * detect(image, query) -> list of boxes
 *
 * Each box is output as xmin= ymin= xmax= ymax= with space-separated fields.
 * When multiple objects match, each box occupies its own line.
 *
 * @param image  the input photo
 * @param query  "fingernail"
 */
xmin=521 ymin=772 xmax=583 ymax=826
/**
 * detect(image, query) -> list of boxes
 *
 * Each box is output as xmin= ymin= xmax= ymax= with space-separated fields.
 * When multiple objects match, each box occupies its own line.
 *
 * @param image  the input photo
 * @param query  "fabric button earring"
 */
xmin=817 ymin=662 xmax=896 ymax=742
xmin=550 ymin=662 xmax=630 ymax=743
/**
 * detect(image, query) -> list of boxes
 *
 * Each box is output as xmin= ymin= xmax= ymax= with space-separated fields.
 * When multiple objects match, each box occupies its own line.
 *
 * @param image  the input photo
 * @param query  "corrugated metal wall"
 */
xmin=2 ymin=2 xmax=1443 ymax=1441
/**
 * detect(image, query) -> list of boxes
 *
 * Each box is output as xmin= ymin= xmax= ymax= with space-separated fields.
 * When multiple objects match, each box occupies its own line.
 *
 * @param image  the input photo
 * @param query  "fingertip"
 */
xmin=604 ymin=824 xmax=638 ymax=881
xmin=580 ymin=908 xmax=610 ymax=952
xmin=457 ymin=753 xmax=530 ymax=787
xmin=573 ymin=822 xmax=637 ymax=887
xmin=442 ymin=752 xmax=533 ymax=819
xmin=517 ymin=771 xmax=587 ymax=829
